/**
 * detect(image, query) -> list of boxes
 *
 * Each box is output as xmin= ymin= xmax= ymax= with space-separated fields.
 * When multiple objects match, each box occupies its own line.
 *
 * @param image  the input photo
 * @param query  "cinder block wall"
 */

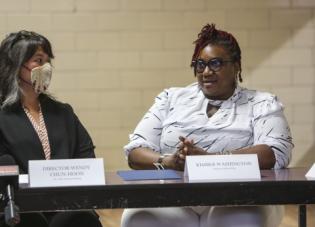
xmin=1 ymin=0 xmax=314 ymax=170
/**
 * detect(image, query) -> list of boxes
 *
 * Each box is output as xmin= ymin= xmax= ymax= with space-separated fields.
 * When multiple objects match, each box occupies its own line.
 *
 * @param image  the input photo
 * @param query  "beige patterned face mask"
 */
xmin=30 ymin=62 xmax=52 ymax=94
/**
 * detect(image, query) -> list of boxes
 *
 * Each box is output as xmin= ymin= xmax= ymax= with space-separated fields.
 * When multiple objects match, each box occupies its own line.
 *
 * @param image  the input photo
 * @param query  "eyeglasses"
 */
xmin=192 ymin=58 xmax=234 ymax=73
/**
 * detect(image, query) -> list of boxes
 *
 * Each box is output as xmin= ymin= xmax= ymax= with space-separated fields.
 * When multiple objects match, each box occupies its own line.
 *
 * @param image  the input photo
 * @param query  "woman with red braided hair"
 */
xmin=122 ymin=24 xmax=293 ymax=227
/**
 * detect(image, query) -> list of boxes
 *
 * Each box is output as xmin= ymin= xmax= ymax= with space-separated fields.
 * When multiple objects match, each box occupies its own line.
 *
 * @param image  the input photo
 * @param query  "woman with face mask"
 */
xmin=0 ymin=31 xmax=102 ymax=227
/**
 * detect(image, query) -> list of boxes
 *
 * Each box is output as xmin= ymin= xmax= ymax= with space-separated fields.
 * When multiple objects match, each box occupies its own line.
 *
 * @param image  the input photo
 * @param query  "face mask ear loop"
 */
xmin=19 ymin=76 xmax=33 ymax=86
xmin=22 ymin=65 xmax=32 ymax=72
xmin=19 ymin=65 xmax=33 ymax=86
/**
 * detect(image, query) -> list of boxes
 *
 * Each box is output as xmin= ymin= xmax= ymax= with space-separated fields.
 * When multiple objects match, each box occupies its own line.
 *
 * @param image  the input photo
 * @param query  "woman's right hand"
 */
xmin=128 ymin=147 xmax=185 ymax=171
xmin=162 ymin=153 xmax=185 ymax=171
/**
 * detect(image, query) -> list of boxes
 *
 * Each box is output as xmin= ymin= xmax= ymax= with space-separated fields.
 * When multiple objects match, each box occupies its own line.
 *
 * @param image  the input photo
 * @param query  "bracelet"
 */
xmin=153 ymin=155 xmax=165 ymax=170
xmin=219 ymin=150 xmax=232 ymax=155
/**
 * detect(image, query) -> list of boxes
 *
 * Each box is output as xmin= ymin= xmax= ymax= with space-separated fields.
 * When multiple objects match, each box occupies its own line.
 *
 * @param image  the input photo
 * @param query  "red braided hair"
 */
xmin=191 ymin=24 xmax=243 ymax=82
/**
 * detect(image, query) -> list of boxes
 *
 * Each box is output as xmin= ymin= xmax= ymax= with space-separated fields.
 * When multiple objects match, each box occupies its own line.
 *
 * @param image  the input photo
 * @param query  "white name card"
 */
xmin=305 ymin=163 xmax=315 ymax=179
xmin=184 ymin=154 xmax=261 ymax=182
xmin=29 ymin=158 xmax=105 ymax=187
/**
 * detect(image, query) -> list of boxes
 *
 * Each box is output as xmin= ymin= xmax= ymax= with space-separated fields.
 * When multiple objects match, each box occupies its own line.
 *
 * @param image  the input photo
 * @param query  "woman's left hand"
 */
xmin=177 ymin=136 xmax=207 ymax=158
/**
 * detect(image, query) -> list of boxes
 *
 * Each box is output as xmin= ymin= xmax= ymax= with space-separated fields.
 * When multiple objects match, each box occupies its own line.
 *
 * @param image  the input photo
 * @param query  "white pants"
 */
xmin=121 ymin=205 xmax=284 ymax=227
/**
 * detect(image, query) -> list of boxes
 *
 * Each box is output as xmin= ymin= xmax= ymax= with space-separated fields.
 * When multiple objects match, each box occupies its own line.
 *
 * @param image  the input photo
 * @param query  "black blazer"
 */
xmin=0 ymin=96 xmax=95 ymax=173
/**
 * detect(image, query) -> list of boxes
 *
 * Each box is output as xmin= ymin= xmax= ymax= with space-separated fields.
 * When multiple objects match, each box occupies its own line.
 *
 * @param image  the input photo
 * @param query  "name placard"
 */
xmin=305 ymin=163 xmax=315 ymax=179
xmin=184 ymin=154 xmax=261 ymax=182
xmin=29 ymin=158 xmax=105 ymax=187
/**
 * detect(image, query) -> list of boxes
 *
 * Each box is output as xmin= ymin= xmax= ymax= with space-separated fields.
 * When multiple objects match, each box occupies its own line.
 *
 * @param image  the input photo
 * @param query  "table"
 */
xmin=13 ymin=168 xmax=315 ymax=227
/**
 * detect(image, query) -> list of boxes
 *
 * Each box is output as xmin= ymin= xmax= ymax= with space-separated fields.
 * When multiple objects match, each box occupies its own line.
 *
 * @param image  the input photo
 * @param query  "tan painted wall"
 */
xmin=1 ymin=0 xmax=314 ymax=170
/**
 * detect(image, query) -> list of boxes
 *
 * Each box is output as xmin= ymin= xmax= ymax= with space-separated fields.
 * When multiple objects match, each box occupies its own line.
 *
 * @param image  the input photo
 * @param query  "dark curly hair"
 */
xmin=191 ymin=23 xmax=242 ymax=82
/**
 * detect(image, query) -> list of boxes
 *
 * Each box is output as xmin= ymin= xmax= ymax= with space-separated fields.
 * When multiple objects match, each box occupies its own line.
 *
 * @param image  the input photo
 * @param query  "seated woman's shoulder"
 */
xmin=241 ymin=88 xmax=284 ymax=115
xmin=163 ymin=82 xmax=199 ymax=97
xmin=243 ymin=88 xmax=278 ymax=104
xmin=40 ymin=95 xmax=74 ymax=112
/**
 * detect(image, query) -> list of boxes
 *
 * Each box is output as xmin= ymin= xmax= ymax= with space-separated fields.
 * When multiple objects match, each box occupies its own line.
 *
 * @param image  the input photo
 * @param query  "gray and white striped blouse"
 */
xmin=124 ymin=82 xmax=293 ymax=169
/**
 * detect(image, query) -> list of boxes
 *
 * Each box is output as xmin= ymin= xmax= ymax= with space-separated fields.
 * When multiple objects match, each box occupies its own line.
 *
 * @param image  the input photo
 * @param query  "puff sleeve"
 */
xmin=124 ymin=88 xmax=173 ymax=156
xmin=252 ymin=95 xmax=293 ymax=169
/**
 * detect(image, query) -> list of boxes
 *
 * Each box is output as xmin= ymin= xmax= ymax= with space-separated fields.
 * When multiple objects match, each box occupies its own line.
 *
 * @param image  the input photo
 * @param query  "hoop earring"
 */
xmin=234 ymin=74 xmax=238 ymax=87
